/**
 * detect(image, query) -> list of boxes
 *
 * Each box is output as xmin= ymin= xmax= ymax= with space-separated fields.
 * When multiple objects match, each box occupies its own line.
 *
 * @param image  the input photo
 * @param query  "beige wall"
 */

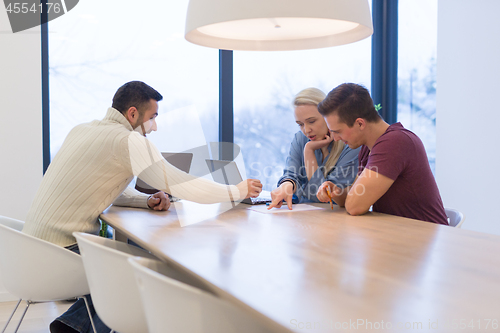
xmin=0 ymin=8 xmax=43 ymax=301
xmin=436 ymin=0 xmax=500 ymax=235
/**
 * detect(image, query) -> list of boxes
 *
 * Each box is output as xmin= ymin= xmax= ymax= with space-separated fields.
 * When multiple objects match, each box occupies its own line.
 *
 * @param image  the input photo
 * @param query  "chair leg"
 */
xmin=1 ymin=299 xmax=22 ymax=333
xmin=81 ymin=297 xmax=97 ymax=333
xmin=13 ymin=300 xmax=31 ymax=333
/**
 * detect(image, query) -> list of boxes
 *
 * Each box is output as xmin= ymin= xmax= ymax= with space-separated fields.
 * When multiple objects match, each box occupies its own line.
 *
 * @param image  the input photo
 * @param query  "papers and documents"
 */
xmin=248 ymin=204 xmax=324 ymax=214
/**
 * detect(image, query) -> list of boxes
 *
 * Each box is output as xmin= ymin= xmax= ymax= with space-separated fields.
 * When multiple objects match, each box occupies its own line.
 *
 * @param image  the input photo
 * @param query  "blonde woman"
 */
xmin=268 ymin=88 xmax=360 ymax=209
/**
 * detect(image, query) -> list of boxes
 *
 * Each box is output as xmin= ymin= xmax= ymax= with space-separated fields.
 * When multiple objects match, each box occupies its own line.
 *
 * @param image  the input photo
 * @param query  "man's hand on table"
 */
xmin=237 ymin=179 xmax=263 ymax=199
xmin=148 ymin=191 xmax=171 ymax=211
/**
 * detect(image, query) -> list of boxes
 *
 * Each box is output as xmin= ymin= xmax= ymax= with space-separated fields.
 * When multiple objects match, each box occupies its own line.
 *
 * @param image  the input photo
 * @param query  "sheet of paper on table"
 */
xmin=248 ymin=204 xmax=324 ymax=214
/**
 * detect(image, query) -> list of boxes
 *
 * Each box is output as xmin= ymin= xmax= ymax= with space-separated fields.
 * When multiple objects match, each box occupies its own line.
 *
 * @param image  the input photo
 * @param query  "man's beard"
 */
xmin=133 ymin=113 xmax=148 ymax=137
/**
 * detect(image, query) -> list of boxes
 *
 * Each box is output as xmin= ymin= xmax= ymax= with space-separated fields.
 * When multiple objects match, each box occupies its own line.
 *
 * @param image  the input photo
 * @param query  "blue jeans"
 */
xmin=52 ymin=243 xmax=111 ymax=333
xmin=55 ymin=295 xmax=111 ymax=333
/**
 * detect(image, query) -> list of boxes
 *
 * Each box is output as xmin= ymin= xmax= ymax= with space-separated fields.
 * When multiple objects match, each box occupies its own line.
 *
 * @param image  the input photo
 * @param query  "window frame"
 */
xmin=41 ymin=0 xmax=50 ymax=173
xmin=371 ymin=0 xmax=398 ymax=124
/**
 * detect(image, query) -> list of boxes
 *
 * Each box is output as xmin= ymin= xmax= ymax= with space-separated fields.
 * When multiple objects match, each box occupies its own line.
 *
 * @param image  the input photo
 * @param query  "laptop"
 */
xmin=205 ymin=159 xmax=272 ymax=205
xmin=135 ymin=152 xmax=194 ymax=197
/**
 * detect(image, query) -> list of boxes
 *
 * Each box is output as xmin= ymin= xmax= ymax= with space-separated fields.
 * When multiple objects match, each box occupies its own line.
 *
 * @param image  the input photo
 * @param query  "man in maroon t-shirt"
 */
xmin=316 ymin=83 xmax=448 ymax=225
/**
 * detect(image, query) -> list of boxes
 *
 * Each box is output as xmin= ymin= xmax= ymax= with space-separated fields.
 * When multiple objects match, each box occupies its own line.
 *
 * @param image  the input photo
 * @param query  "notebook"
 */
xmin=205 ymin=159 xmax=272 ymax=205
xmin=135 ymin=152 xmax=194 ymax=196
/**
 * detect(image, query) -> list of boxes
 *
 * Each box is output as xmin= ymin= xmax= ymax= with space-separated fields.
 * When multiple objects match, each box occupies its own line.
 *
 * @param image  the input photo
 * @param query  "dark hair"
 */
xmin=318 ymin=83 xmax=381 ymax=126
xmin=112 ymin=81 xmax=163 ymax=114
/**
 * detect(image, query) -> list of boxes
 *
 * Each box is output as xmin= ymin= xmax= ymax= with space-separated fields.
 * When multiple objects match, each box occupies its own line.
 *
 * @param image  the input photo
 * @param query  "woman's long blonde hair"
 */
xmin=293 ymin=88 xmax=345 ymax=177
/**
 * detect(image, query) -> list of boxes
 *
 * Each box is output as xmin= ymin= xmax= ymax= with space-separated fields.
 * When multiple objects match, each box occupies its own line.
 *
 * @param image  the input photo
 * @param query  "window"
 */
xmin=398 ymin=0 xmax=438 ymax=172
xmin=49 ymin=0 xmax=218 ymax=159
xmin=49 ymin=0 xmax=420 ymax=189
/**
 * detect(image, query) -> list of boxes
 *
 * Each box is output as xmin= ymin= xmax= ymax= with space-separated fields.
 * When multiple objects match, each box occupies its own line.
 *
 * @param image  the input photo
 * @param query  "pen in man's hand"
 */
xmin=325 ymin=187 xmax=334 ymax=210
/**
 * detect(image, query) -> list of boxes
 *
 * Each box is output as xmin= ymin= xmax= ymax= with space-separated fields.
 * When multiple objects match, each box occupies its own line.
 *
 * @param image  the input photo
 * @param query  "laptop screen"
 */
xmin=161 ymin=152 xmax=193 ymax=174
xmin=135 ymin=152 xmax=194 ymax=194
xmin=205 ymin=159 xmax=243 ymax=186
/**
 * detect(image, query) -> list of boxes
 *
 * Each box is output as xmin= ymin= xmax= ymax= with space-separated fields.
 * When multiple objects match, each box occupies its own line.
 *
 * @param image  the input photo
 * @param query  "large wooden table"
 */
xmin=101 ymin=202 xmax=500 ymax=332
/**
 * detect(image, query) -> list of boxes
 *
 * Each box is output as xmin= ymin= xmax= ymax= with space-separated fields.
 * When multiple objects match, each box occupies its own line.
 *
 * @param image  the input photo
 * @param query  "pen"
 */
xmin=325 ymin=187 xmax=334 ymax=210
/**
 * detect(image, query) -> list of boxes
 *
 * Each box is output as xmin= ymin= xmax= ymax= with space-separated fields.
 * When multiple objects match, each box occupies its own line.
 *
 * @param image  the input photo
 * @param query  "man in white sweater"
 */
xmin=22 ymin=81 xmax=262 ymax=333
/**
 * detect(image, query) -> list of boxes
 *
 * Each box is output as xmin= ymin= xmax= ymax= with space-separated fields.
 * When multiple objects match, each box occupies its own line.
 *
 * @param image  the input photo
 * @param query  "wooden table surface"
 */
xmin=101 ymin=202 xmax=500 ymax=332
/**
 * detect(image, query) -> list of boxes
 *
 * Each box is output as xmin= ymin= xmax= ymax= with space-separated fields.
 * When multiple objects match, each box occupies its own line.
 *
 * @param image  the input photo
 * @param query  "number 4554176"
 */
xmin=6 ymin=3 xmax=62 ymax=14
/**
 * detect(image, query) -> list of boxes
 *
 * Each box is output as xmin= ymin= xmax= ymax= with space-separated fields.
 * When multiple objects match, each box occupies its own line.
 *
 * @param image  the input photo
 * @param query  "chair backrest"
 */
xmin=73 ymin=232 xmax=158 ymax=333
xmin=445 ymin=208 xmax=465 ymax=228
xmin=0 ymin=215 xmax=24 ymax=231
xmin=129 ymin=257 xmax=272 ymax=333
xmin=0 ymin=222 xmax=89 ymax=301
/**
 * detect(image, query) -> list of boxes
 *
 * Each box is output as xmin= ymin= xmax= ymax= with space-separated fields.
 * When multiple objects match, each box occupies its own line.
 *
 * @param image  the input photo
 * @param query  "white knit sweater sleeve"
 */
xmin=126 ymin=132 xmax=244 ymax=203
xmin=113 ymin=186 xmax=150 ymax=208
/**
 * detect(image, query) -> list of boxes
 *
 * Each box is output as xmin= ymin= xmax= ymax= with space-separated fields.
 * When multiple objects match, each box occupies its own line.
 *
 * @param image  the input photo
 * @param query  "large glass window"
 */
xmin=49 ymin=1 xmax=218 ymax=160
xmin=233 ymin=33 xmax=372 ymax=190
xmin=398 ymin=0 xmax=438 ymax=172
xmin=49 ymin=0 xmax=402 ymax=191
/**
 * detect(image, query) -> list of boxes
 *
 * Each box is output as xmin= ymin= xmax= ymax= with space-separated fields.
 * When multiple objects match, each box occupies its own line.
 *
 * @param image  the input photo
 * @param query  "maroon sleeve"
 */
xmin=365 ymin=131 xmax=413 ymax=181
xmin=357 ymin=145 xmax=370 ymax=177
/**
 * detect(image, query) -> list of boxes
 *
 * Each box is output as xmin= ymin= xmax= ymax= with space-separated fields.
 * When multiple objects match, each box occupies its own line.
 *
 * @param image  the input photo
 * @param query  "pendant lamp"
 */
xmin=185 ymin=0 xmax=373 ymax=51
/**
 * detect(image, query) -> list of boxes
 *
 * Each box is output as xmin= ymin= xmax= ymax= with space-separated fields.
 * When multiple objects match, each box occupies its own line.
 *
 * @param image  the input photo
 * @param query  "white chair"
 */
xmin=0 ymin=217 xmax=93 ymax=333
xmin=0 ymin=216 xmax=24 ymax=231
xmin=445 ymin=208 xmax=465 ymax=228
xmin=129 ymin=257 xmax=273 ymax=333
xmin=73 ymin=232 xmax=160 ymax=333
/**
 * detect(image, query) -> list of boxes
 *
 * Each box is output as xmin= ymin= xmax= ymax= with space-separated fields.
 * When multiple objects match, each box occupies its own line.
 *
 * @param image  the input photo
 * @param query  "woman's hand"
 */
xmin=268 ymin=181 xmax=295 ymax=210
xmin=304 ymin=131 xmax=335 ymax=181
xmin=305 ymin=131 xmax=335 ymax=151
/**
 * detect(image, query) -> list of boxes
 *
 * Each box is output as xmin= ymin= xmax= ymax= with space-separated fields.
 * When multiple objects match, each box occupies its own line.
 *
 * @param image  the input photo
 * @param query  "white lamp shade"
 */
xmin=185 ymin=0 xmax=373 ymax=51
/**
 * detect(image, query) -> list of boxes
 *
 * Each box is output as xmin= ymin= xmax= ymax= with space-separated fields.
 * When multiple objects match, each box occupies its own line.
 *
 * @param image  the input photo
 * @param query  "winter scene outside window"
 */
xmin=398 ymin=0 xmax=437 ymax=173
xmin=49 ymin=0 xmax=219 ymax=162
